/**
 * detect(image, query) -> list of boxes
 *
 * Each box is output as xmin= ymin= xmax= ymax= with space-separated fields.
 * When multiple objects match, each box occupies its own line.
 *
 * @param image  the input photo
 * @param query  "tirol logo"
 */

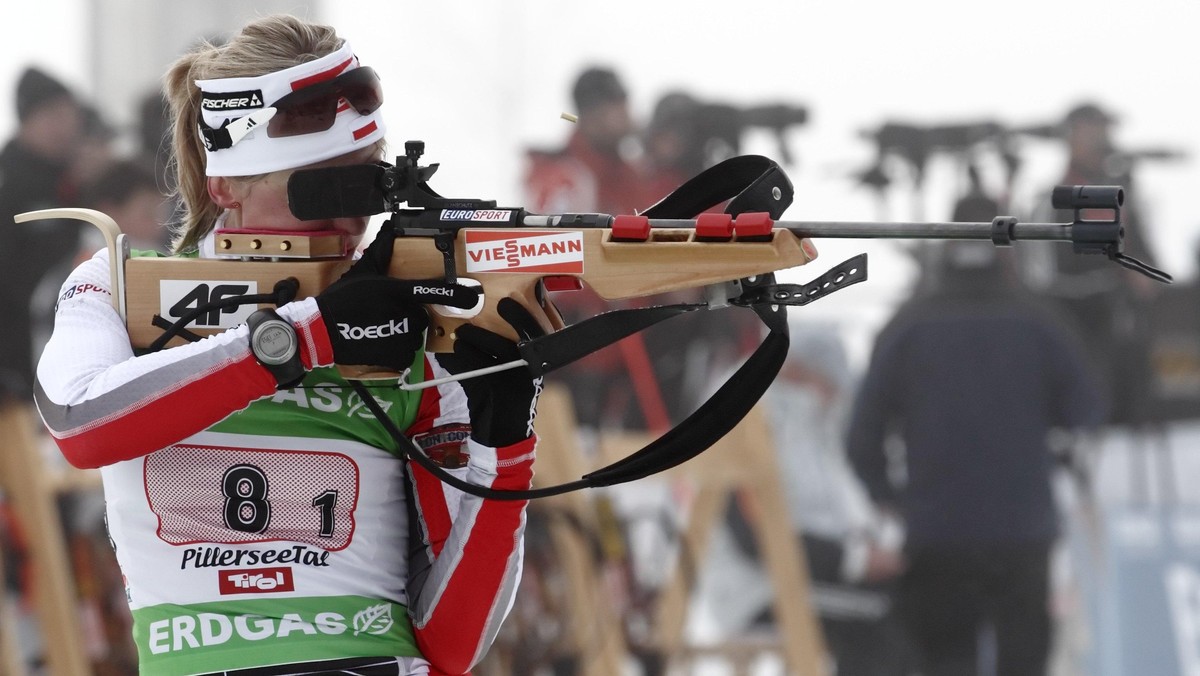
xmin=218 ymin=567 xmax=295 ymax=595
xmin=202 ymin=89 xmax=265 ymax=111
xmin=353 ymin=603 xmax=394 ymax=636
xmin=463 ymin=230 xmax=585 ymax=274
xmin=160 ymin=280 xmax=258 ymax=329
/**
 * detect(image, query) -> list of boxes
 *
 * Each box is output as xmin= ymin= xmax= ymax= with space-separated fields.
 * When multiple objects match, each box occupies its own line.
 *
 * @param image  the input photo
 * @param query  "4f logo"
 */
xmin=160 ymin=280 xmax=259 ymax=329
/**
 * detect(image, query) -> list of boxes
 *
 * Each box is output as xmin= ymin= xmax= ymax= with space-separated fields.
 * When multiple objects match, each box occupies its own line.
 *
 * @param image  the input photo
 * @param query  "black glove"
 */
xmin=345 ymin=219 xmax=398 ymax=278
xmin=437 ymin=298 xmax=547 ymax=447
xmin=316 ymin=275 xmax=479 ymax=371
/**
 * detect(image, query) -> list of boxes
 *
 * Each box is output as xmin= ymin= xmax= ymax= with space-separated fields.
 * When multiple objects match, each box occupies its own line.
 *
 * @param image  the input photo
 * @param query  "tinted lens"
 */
xmin=268 ymin=96 xmax=338 ymax=138
xmin=338 ymin=68 xmax=383 ymax=116
xmin=267 ymin=67 xmax=383 ymax=138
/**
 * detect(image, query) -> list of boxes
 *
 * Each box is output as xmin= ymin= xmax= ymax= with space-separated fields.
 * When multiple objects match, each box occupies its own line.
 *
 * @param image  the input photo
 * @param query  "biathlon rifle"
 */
xmin=15 ymin=140 xmax=1171 ymax=499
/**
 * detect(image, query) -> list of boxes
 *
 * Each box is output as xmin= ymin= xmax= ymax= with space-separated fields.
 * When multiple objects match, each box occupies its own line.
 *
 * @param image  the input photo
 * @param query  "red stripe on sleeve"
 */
xmin=410 ymin=465 xmax=454 ymax=558
xmin=408 ymin=359 xmax=444 ymax=437
xmin=53 ymin=356 xmax=276 ymax=469
xmin=407 ymin=357 xmax=453 ymax=556
xmin=413 ymin=494 xmax=530 ymax=674
xmin=298 ymin=314 xmax=335 ymax=369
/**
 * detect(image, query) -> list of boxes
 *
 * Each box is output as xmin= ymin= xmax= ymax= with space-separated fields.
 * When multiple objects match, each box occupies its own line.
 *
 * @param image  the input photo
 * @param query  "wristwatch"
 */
xmin=247 ymin=309 xmax=306 ymax=389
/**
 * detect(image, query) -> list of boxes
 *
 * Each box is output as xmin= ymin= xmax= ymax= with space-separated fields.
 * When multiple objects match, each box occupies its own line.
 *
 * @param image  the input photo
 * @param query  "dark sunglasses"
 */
xmin=267 ymin=67 xmax=383 ymax=138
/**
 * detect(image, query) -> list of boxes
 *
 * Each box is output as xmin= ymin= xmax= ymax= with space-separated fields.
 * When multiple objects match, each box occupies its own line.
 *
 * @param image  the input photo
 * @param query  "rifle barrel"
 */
xmin=639 ymin=218 xmax=1073 ymax=242
xmin=784 ymin=220 xmax=1071 ymax=241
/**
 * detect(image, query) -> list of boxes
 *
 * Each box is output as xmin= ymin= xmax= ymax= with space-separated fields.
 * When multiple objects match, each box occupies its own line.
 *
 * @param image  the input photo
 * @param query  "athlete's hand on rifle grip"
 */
xmin=437 ymin=298 xmax=546 ymax=448
xmin=315 ymin=275 xmax=479 ymax=371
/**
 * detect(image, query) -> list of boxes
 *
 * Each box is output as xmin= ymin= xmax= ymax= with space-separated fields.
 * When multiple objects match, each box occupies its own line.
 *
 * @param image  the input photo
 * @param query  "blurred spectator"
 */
xmin=523 ymin=66 xmax=651 ymax=430
xmin=641 ymin=90 xmax=809 ymax=207
xmin=79 ymin=158 xmax=171 ymax=252
xmin=136 ymin=88 xmax=173 ymax=192
xmin=1023 ymin=101 xmax=1159 ymax=426
xmin=0 ymin=66 xmax=84 ymax=401
xmin=64 ymin=105 xmax=118 ymax=198
xmin=524 ymin=65 xmax=641 ymax=216
xmin=641 ymin=91 xmax=706 ymax=203
xmin=731 ymin=327 xmax=909 ymax=676
xmin=912 ymin=168 xmax=1002 ymax=295
xmin=1141 ymin=238 xmax=1200 ymax=421
xmin=846 ymin=240 xmax=1106 ymax=676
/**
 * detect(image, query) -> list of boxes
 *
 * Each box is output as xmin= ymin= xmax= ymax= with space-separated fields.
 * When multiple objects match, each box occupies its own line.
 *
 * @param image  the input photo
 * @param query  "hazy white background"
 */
xmin=2 ymin=0 xmax=1198 ymax=359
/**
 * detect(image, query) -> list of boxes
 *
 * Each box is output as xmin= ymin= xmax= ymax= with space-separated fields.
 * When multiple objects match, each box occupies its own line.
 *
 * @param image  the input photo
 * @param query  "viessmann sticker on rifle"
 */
xmin=463 ymin=230 xmax=585 ymax=274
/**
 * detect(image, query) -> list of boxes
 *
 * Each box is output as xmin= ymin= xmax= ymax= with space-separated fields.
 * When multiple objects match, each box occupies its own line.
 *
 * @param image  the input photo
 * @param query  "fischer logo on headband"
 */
xmin=201 ymin=90 xmax=264 ymax=111
xmin=195 ymin=41 xmax=386 ymax=177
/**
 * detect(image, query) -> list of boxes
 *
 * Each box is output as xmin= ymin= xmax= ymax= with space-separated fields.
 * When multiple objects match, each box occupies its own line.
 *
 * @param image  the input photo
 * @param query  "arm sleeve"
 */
xmin=403 ymin=355 xmax=534 ymax=675
xmin=34 ymin=250 xmax=335 ymax=469
xmin=845 ymin=327 xmax=904 ymax=507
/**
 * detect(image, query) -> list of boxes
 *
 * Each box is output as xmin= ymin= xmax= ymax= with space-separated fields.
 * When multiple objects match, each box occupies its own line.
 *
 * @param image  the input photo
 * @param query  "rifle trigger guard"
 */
xmin=434 ymin=231 xmax=457 ymax=283
xmin=731 ymin=253 xmax=868 ymax=308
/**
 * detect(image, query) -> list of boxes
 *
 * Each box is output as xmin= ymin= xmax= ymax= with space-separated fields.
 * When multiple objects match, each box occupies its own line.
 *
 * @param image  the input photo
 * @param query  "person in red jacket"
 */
xmin=524 ymin=66 xmax=642 ymax=217
xmin=522 ymin=67 xmax=650 ymax=430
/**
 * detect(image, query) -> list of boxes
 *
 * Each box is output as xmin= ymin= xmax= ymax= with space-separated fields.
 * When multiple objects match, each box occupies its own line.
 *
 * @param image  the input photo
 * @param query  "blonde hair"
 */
xmin=163 ymin=15 xmax=343 ymax=253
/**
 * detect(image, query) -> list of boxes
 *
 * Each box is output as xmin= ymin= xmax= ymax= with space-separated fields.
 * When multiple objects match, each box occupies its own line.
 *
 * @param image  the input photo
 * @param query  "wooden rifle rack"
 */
xmin=524 ymin=386 xmax=631 ymax=674
xmin=0 ymin=402 xmax=96 ymax=675
xmin=531 ymin=385 xmax=827 ymax=675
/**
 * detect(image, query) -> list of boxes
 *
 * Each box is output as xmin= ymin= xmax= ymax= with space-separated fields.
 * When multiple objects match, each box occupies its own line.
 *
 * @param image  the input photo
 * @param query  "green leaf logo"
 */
xmin=352 ymin=602 xmax=394 ymax=636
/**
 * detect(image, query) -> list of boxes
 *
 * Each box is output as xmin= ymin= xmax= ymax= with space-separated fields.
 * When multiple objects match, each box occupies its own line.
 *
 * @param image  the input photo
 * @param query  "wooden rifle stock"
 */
xmin=387 ymin=226 xmax=812 ymax=352
xmin=15 ymin=209 xmax=813 ymax=365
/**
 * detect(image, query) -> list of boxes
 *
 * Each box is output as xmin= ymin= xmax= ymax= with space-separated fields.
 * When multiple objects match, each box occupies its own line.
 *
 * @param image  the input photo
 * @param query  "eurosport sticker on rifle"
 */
xmin=462 ymin=230 xmax=585 ymax=274
xmin=159 ymin=280 xmax=259 ymax=329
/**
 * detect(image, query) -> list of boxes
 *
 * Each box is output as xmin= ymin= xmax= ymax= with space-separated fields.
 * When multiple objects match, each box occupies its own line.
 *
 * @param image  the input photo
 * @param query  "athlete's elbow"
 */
xmin=58 ymin=440 xmax=112 ymax=470
xmin=414 ymin=629 xmax=483 ymax=675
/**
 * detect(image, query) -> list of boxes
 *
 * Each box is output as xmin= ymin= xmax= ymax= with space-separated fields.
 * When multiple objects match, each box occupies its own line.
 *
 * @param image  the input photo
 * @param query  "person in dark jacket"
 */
xmin=1023 ymin=102 xmax=1159 ymax=426
xmin=0 ymin=66 xmax=84 ymax=400
xmin=846 ymin=240 xmax=1106 ymax=676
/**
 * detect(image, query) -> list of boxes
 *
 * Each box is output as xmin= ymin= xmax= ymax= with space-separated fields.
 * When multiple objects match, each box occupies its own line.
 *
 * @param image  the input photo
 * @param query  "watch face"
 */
xmin=254 ymin=320 xmax=298 ymax=365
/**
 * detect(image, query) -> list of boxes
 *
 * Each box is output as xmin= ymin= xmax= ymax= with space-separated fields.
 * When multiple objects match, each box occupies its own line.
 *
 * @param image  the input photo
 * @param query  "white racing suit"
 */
xmin=34 ymin=245 xmax=535 ymax=675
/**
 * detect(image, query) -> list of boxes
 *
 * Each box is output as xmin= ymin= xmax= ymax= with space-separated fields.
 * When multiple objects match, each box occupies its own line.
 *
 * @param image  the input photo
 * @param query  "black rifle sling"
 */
xmin=351 ymin=313 xmax=789 ymax=500
xmin=519 ymin=154 xmax=794 ymax=376
xmin=641 ymin=154 xmax=794 ymax=220
xmin=353 ymin=156 xmax=799 ymax=500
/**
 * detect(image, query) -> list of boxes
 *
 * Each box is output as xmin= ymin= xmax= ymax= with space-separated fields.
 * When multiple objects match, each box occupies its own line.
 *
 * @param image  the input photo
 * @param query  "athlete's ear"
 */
xmin=207 ymin=176 xmax=247 ymax=209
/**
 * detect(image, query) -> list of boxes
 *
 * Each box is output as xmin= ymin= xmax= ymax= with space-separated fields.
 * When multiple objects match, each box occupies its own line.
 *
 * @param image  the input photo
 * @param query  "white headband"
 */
xmin=195 ymin=41 xmax=386 ymax=177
